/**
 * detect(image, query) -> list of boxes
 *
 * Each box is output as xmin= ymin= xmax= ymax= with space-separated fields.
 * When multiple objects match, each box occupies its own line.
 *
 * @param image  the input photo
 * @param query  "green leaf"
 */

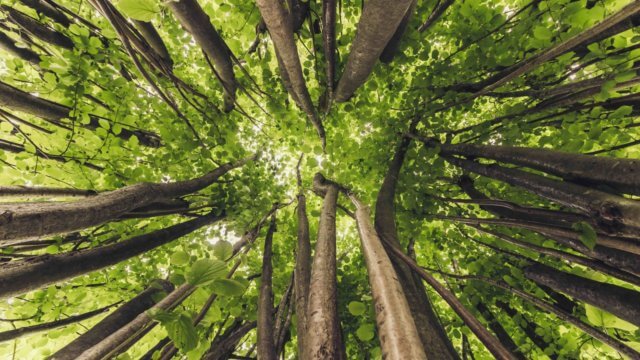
xmin=212 ymin=240 xmax=233 ymax=261
xmin=348 ymin=301 xmax=366 ymax=316
xmin=171 ymin=251 xmax=190 ymax=265
xmin=356 ymin=323 xmax=375 ymax=341
xmin=585 ymin=304 xmax=638 ymax=331
xmin=572 ymin=221 xmax=597 ymax=250
xmin=117 ymin=0 xmax=159 ymax=21
xmin=164 ymin=313 xmax=198 ymax=352
xmin=185 ymin=258 xmax=226 ymax=286
xmin=212 ymin=279 xmax=246 ymax=296
xmin=533 ymin=26 xmax=552 ymax=40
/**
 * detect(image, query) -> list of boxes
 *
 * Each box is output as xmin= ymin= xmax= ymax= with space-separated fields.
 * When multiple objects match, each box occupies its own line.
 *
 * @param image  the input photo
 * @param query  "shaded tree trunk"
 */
xmin=131 ymin=20 xmax=173 ymax=68
xmin=203 ymin=320 xmax=257 ymax=360
xmin=475 ymin=302 xmax=525 ymax=360
xmin=495 ymin=300 xmax=556 ymax=359
xmin=19 ymin=0 xmax=71 ymax=27
xmin=2 ymin=6 xmax=73 ymax=49
xmin=50 ymin=280 xmax=174 ymax=359
xmin=0 ymin=30 xmax=40 ymax=64
xmin=418 ymin=0 xmax=455 ymax=33
xmin=257 ymin=215 xmax=277 ymax=360
xmin=294 ymin=158 xmax=311 ymax=356
xmin=322 ymin=0 xmax=337 ymax=98
xmin=379 ymin=0 xmax=416 ymax=63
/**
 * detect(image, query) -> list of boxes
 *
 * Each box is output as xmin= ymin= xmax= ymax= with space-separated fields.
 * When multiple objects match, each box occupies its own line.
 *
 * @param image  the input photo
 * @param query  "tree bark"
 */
xmin=524 ymin=263 xmax=640 ymax=327
xmin=257 ymin=215 xmax=277 ymax=360
xmin=0 ymin=30 xmax=40 ymax=65
xmin=334 ymin=0 xmax=414 ymax=102
xmin=304 ymin=177 xmax=343 ymax=359
xmin=322 ymin=0 xmax=337 ymax=98
xmin=19 ymin=0 xmax=71 ymax=27
xmin=50 ymin=280 xmax=174 ymax=359
xmin=0 ymin=212 xmax=222 ymax=299
xmin=2 ymin=6 xmax=73 ymax=49
xmin=375 ymin=136 xmax=458 ymax=358
xmin=418 ymin=0 xmax=454 ymax=33
xmin=131 ymin=20 xmax=173 ymax=67
xmin=167 ymin=0 xmax=236 ymax=112
xmin=379 ymin=0 xmax=416 ymax=63
xmin=475 ymin=301 xmax=525 ymax=360
xmin=203 ymin=320 xmax=257 ymax=360
xmin=0 ymin=155 xmax=251 ymax=242
xmin=255 ymin=0 xmax=324 ymax=147
xmin=495 ymin=300 xmax=556 ymax=359
xmin=294 ymin=158 xmax=311 ymax=357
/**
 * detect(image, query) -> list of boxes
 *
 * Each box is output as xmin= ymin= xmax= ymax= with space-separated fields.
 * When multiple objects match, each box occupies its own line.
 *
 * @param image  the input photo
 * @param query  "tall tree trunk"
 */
xmin=294 ymin=157 xmax=311 ymax=356
xmin=475 ymin=302 xmax=525 ymax=360
xmin=334 ymin=0 xmax=414 ymax=102
xmin=495 ymin=300 xmax=556 ymax=359
xmin=0 ymin=155 xmax=251 ymax=242
xmin=50 ymin=280 xmax=174 ymax=359
xmin=304 ymin=177 xmax=343 ymax=359
xmin=0 ymin=212 xmax=222 ymax=299
xmin=255 ymin=0 xmax=325 ymax=147
xmin=0 ymin=80 xmax=161 ymax=147
xmin=375 ymin=136 xmax=458 ymax=358
xmin=379 ymin=0 xmax=416 ymax=63
xmin=0 ymin=30 xmax=40 ymax=65
xmin=167 ymin=0 xmax=236 ymax=112
xmin=19 ymin=0 xmax=71 ymax=27
xmin=524 ymin=263 xmax=640 ymax=327
xmin=203 ymin=320 xmax=257 ymax=360
xmin=257 ymin=215 xmax=277 ymax=360
xmin=322 ymin=0 xmax=337 ymax=98
xmin=418 ymin=0 xmax=455 ymax=33
xmin=2 ymin=6 xmax=74 ymax=49
xmin=131 ymin=20 xmax=173 ymax=68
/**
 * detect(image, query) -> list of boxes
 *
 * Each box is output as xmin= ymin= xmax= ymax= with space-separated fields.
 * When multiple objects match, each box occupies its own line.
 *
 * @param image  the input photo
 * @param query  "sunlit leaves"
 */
xmin=116 ymin=0 xmax=159 ymax=21
xmin=185 ymin=259 xmax=227 ymax=286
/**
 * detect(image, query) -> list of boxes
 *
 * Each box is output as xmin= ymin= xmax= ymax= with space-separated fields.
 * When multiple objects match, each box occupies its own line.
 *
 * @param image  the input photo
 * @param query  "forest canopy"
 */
xmin=0 ymin=0 xmax=639 ymax=359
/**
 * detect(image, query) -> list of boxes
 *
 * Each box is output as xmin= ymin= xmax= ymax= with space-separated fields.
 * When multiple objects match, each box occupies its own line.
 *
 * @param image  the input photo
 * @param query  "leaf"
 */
xmin=572 ymin=221 xmax=597 ymax=250
xmin=167 ymin=313 xmax=198 ymax=352
xmin=585 ymin=304 xmax=638 ymax=331
xmin=533 ymin=26 xmax=552 ymax=40
xmin=117 ymin=0 xmax=159 ymax=21
xmin=356 ymin=323 xmax=375 ymax=341
xmin=348 ymin=301 xmax=366 ymax=316
xmin=185 ymin=258 xmax=226 ymax=286
xmin=171 ymin=251 xmax=190 ymax=265
xmin=212 ymin=279 xmax=246 ymax=296
xmin=212 ymin=240 xmax=233 ymax=261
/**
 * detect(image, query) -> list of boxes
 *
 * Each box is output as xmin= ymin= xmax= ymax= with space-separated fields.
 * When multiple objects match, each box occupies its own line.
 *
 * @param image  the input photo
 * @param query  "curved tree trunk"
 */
xmin=524 ymin=263 xmax=640 ymax=327
xmin=50 ymin=280 xmax=174 ymax=359
xmin=334 ymin=0 xmax=414 ymax=102
xmin=304 ymin=177 xmax=343 ymax=359
xmin=0 ymin=212 xmax=222 ymax=299
xmin=167 ymin=0 xmax=236 ymax=112
xmin=0 ymin=155 xmax=251 ymax=242
xmin=375 ymin=136 xmax=458 ymax=358
xmin=257 ymin=215 xmax=277 ymax=360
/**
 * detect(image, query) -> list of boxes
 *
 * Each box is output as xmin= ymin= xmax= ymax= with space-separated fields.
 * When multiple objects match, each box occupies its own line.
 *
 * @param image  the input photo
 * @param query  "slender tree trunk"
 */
xmin=167 ymin=0 xmax=236 ymax=112
xmin=50 ymin=280 xmax=174 ymax=359
xmin=524 ymin=263 xmax=640 ymax=327
xmin=375 ymin=135 xmax=458 ymax=358
xmin=495 ymin=300 xmax=556 ymax=359
xmin=475 ymin=302 xmax=525 ymax=359
xmin=2 ymin=6 xmax=73 ymax=49
xmin=305 ymin=177 xmax=343 ymax=359
xmin=203 ymin=320 xmax=257 ymax=360
xmin=0 ymin=212 xmax=222 ymax=299
xmin=131 ymin=20 xmax=173 ymax=67
xmin=0 ymin=301 xmax=120 ymax=343
xmin=19 ymin=0 xmax=71 ymax=27
xmin=294 ymin=158 xmax=311 ymax=357
xmin=0 ymin=155 xmax=251 ymax=242
xmin=379 ymin=0 xmax=416 ymax=63
xmin=257 ymin=215 xmax=277 ymax=360
xmin=0 ymin=31 xmax=40 ymax=64
xmin=334 ymin=0 xmax=414 ymax=102
xmin=418 ymin=0 xmax=455 ymax=33
xmin=255 ymin=0 xmax=324 ymax=147
xmin=322 ymin=0 xmax=337 ymax=98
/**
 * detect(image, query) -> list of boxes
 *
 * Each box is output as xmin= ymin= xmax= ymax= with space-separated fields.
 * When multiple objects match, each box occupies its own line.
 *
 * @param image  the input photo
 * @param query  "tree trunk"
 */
xmin=418 ymin=0 xmax=455 ymax=33
xmin=0 ymin=212 xmax=222 ymax=299
xmin=379 ymin=0 xmax=416 ymax=63
xmin=50 ymin=280 xmax=174 ymax=359
xmin=475 ymin=302 xmax=525 ymax=359
xmin=334 ymin=0 xmax=414 ymax=102
xmin=375 ymin=136 xmax=459 ymax=358
xmin=305 ymin=177 xmax=343 ymax=359
xmin=0 ymin=155 xmax=251 ymax=242
xmin=18 ymin=0 xmax=71 ymax=27
xmin=167 ymin=0 xmax=236 ymax=112
xmin=0 ymin=186 xmax=97 ymax=198
xmin=524 ymin=263 xmax=640 ymax=327
xmin=322 ymin=0 xmax=337 ymax=98
xmin=255 ymin=0 xmax=324 ymax=147
xmin=0 ymin=30 xmax=40 ymax=65
xmin=257 ymin=215 xmax=277 ymax=360
xmin=131 ymin=20 xmax=173 ymax=67
xmin=2 ymin=6 xmax=74 ymax=49
xmin=495 ymin=300 xmax=556 ymax=359
xmin=203 ymin=320 xmax=257 ymax=360
xmin=294 ymin=161 xmax=311 ymax=356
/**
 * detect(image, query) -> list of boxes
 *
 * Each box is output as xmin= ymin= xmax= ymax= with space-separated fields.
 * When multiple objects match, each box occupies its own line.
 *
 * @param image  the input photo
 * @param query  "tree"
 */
xmin=0 ymin=0 xmax=639 ymax=359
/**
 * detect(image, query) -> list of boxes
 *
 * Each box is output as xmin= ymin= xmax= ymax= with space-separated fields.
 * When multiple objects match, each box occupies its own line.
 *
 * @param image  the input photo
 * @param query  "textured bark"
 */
xmin=524 ymin=263 xmax=640 ymax=327
xmin=0 ymin=31 xmax=40 ymax=64
xmin=0 ymin=301 xmax=119 ymax=343
xmin=167 ymin=0 xmax=236 ymax=112
xmin=0 ymin=213 xmax=222 ymax=299
xmin=203 ymin=320 xmax=257 ymax=360
xmin=76 ymin=283 xmax=195 ymax=360
xmin=51 ymin=280 xmax=174 ymax=359
xmin=375 ymin=137 xmax=458 ymax=358
xmin=443 ymin=155 xmax=640 ymax=241
xmin=418 ymin=0 xmax=454 ymax=33
xmin=305 ymin=178 xmax=342 ymax=359
xmin=255 ymin=0 xmax=324 ymax=146
xmin=19 ymin=0 xmax=71 ymax=27
xmin=2 ymin=6 xmax=73 ymax=49
xmin=379 ymin=0 xmax=416 ymax=63
xmin=257 ymin=215 xmax=277 ymax=360
xmin=475 ymin=302 xmax=525 ymax=360
xmin=322 ymin=0 xmax=337 ymax=97
xmin=0 ymin=81 xmax=161 ymax=147
xmin=131 ymin=20 xmax=173 ymax=67
xmin=0 ymin=156 xmax=251 ymax=242
xmin=441 ymin=142 xmax=640 ymax=195
xmin=334 ymin=0 xmax=414 ymax=102
xmin=294 ymin=161 xmax=311 ymax=356
xmin=385 ymin=243 xmax=517 ymax=360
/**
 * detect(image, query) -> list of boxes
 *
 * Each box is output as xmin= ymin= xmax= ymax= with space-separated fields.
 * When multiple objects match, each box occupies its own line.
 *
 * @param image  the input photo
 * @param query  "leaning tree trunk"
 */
xmin=334 ymin=0 xmax=414 ymax=102
xmin=294 ymin=159 xmax=311 ymax=356
xmin=495 ymin=300 xmax=556 ymax=359
xmin=0 ymin=155 xmax=251 ymax=242
xmin=131 ymin=20 xmax=173 ymax=68
xmin=379 ymin=0 xmax=416 ymax=63
xmin=255 ymin=0 xmax=325 ymax=147
xmin=0 ymin=30 xmax=40 ymax=65
xmin=50 ymin=280 xmax=174 ymax=359
xmin=203 ymin=320 xmax=257 ymax=360
xmin=167 ymin=0 xmax=236 ymax=112
xmin=304 ymin=177 xmax=343 ymax=359
xmin=0 ymin=212 xmax=222 ymax=299
xmin=475 ymin=301 xmax=525 ymax=360
xmin=2 ymin=6 xmax=74 ymax=49
xmin=375 ymin=136 xmax=458 ymax=358
xmin=18 ymin=0 xmax=71 ymax=27
xmin=524 ymin=263 xmax=640 ymax=327
xmin=257 ymin=215 xmax=278 ymax=360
